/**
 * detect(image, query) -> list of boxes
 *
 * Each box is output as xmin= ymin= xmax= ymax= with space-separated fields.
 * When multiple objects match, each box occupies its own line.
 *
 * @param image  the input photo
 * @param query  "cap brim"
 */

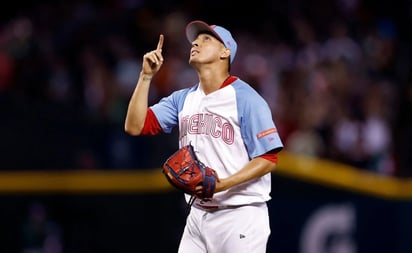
xmin=185 ymin=20 xmax=224 ymax=44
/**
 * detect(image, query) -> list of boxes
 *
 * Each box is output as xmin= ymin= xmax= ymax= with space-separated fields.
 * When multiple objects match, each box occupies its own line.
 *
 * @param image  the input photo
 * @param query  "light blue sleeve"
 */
xmin=150 ymin=87 xmax=194 ymax=134
xmin=234 ymin=81 xmax=284 ymax=158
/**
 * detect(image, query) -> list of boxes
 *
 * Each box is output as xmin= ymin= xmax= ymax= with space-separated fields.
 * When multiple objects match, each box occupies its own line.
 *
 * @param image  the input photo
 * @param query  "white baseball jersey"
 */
xmin=150 ymin=76 xmax=283 ymax=207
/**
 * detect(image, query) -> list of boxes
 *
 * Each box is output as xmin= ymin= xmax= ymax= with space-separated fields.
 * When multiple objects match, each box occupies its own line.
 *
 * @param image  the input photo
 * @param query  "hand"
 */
xmin=141 ymin=34 xmax=164 ymax=76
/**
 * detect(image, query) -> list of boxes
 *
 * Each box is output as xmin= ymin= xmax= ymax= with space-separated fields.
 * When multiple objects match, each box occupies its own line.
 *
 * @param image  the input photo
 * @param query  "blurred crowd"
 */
xmin=0 ymin=0 xmax=411 ymax=177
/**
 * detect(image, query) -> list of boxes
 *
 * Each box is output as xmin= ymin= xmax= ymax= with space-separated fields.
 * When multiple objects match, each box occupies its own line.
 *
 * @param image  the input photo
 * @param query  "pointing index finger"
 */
xmin=157 ymin=34 xmax=164 ymax=50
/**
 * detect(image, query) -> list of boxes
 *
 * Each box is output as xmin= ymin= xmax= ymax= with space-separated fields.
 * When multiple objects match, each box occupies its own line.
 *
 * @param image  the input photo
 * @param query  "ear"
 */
xmin=220 ymin=48 xmax=231 ymax=61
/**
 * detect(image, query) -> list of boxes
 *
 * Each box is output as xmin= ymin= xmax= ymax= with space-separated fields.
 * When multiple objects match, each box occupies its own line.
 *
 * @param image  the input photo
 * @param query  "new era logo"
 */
xmin=239 ymin=234 xmax=246 ymax=239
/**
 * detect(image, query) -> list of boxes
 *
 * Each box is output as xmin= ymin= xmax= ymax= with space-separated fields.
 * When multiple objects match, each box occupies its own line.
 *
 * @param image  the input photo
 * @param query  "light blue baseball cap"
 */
xmin=185 ymin=20 xmax=238 ymax=64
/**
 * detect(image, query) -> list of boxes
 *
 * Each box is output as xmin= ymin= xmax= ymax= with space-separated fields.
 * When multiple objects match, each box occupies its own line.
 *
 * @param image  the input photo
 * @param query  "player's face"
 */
xmin=189 ymin=33 xmax=227 ymax=66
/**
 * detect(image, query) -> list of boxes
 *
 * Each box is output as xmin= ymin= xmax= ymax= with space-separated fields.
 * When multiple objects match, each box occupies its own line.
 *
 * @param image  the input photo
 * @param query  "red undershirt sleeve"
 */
xmin=140 ymin=108 xmax=163 ymax=135
xmin=259 ymin=150 xmax=279 ymax=164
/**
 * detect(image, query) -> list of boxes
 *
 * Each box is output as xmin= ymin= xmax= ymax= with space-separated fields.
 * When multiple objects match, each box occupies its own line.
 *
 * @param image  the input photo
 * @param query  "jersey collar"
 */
xmin=219 ymin=75 xmax=238 ymax=89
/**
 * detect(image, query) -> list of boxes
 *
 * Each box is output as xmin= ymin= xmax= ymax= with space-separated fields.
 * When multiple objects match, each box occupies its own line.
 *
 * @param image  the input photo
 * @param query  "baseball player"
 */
xmin=125 ymin=20 xmax=283 ymax=253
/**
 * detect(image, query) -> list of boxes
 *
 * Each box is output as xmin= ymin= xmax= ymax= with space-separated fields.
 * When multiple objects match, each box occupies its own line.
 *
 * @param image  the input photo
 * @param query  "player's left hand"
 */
xmin=162 ymin=143 xmax=219 ymax=201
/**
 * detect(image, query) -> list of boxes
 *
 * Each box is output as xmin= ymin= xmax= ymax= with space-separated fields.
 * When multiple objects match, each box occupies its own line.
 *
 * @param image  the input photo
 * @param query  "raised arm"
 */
xmin=124 ymin=34 xmax=164 ymax=135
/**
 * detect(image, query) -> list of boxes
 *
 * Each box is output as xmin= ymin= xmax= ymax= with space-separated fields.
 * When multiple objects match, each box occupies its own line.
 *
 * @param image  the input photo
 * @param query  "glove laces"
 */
xmin=186 ymin=195 xmax=196 ymax=214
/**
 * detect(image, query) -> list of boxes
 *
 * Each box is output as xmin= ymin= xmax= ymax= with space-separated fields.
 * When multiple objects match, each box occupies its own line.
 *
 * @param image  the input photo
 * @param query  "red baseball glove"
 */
xmin=162 ymin=143 xmax=219 ymax=201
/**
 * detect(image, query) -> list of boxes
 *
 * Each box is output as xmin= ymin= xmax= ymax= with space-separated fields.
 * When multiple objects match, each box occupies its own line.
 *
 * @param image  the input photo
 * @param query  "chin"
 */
xmin=189 ymin=59 xmax=199 ymax=67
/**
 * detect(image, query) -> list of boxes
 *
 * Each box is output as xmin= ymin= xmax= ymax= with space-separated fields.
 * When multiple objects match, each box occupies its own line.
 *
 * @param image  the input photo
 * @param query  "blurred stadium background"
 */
xmin=1 ymin=0 xmax=412 ymax=252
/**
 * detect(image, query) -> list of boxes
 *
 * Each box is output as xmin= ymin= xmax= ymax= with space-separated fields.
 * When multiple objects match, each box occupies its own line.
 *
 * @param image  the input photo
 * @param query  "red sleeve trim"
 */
xmin=259 ymin=150 xmax=278 ymax=164
xmin=140 ymin=108 xmax=163 ymax=135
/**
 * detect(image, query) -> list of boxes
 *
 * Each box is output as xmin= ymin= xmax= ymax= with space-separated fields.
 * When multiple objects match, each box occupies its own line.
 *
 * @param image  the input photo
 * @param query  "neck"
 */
xmin=197 ymin=69 xmax=230 ymax=95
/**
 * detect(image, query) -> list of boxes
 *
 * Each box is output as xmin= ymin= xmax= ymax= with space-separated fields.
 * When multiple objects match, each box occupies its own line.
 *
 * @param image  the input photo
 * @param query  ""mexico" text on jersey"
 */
xmin=180 ymin=113 xmax=235 ymax=144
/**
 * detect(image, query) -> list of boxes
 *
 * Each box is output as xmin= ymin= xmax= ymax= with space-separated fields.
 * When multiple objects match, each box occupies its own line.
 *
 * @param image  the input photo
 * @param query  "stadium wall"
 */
xmin=0 ymin=152 xmax=411 ymax=253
